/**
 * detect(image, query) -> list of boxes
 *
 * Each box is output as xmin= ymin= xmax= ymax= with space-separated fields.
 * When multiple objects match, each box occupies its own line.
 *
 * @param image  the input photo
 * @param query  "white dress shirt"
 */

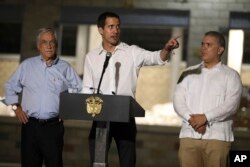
xmin=82 ymin=42 xmax=165 ymax=97
xmin=173 ymin=62 xmax=242 ymax=142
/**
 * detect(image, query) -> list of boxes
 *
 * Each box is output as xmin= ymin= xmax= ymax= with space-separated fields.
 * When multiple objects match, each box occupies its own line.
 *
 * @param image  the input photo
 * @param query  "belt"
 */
xmin=29 ymin=117 xmax=60 ymax=124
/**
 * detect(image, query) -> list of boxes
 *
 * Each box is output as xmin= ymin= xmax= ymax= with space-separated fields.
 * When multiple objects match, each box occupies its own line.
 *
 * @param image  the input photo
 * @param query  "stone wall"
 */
xmin=1 ymin=0 xmax=250 ymax=65
xmin=133 ymin=0 xmax=250 ymax=65
xmin=0 ymin=117 xmax=180 ymax=167
xmin=0 ymin=117 xmax=250 ymax=167
xmin=0 ymin=57 xmax=19 ymax=96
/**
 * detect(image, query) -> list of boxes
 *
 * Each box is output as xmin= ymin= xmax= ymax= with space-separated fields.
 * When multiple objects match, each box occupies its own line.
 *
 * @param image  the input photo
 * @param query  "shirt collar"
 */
xmin=40 ymin=55 xmax=59 ymax=67
xmin=201 ymin=61 xmax=222 ymax=71
xmin=98 ymin=42 xmax=125 ymax=55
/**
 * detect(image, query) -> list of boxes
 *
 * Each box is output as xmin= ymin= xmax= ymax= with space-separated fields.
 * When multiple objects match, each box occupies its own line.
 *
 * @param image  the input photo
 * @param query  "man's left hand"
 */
xmin=188 ymin=114 xmax=207 ymax=131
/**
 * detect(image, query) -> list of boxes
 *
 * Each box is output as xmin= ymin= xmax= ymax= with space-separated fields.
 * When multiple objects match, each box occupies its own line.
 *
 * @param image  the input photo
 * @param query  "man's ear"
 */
xmin=218 ymin=47 xmax=224 ymax=55
xmin=98 ymin=27 xmax=103 ymax=35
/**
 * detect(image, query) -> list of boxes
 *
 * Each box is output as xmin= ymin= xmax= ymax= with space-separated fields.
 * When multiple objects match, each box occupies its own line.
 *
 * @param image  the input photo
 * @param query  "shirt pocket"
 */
xmin=47 ymin=76 xmax=64 ymax=94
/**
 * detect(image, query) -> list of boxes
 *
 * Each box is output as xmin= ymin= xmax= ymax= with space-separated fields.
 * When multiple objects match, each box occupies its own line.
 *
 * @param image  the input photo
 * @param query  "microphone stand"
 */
xmin=97 ymin=52 xmax=111 ymax=94
xmin=94 ymin=52 xmax=112 ymax=167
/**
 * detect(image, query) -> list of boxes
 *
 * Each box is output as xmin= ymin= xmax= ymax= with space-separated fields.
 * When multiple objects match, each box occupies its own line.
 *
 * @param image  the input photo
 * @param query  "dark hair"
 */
xmin=204 ymin=31 xmax=226 ymax=49
xmin=97 ymin=12 xmax=120 ymax=28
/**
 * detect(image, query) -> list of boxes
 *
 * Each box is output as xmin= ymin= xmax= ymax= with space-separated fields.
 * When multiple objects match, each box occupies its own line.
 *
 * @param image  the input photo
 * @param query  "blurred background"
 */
xmin=0 ymin=0 xmax=250 ymax=166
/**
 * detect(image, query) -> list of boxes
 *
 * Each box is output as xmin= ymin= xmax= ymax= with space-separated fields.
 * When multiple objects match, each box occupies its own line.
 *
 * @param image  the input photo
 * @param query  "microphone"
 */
xmin=97 ymin=52 xmax=112 ymax=94
xmin=103 ymin=52 xmax=112 ymax=70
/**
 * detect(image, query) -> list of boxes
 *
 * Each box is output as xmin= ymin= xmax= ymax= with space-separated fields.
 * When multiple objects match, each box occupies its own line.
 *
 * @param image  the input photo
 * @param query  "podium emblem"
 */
xmin=86 ymin=96 xmax=103 ymax=117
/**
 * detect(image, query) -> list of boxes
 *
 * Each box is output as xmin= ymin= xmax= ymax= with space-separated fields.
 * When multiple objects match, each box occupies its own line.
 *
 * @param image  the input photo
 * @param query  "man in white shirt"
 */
xmin=173 ymin=31 xmax=242 ymax=167
xmin=82 ymin=12 xmax=179 ymax=167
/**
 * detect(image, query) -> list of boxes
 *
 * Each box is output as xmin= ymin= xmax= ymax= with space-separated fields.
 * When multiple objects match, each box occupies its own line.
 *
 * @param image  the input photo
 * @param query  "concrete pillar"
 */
xmin=75 ymin=25 xmax=102 ymax=76
xmin=88 ymin=25 xmax=102 ymax=51
xmin=227 ymin=29 xmax=244 ymax=74
xmin=169 ymin=28 xmax=183 ymax=100
xmin=75 ymin=25 xmax=89 ymax=75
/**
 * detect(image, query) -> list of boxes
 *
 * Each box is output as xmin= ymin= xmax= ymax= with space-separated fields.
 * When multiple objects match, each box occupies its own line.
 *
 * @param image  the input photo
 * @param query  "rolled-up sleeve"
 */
xmin=65 ymin=66 xmax=82 ymax=92
xmin=5 ymin=65 xmax=24 ymax=105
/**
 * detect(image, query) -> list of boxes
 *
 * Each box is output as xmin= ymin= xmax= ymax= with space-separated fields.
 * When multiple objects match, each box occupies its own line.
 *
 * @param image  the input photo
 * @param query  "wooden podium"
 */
xmin=59 ymin=92 xmax=145 ymax=167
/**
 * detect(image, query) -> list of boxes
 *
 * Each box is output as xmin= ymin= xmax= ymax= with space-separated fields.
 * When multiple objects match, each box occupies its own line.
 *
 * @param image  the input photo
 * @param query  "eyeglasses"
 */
xmin=40 ymin=40 xmax=57 ymax=47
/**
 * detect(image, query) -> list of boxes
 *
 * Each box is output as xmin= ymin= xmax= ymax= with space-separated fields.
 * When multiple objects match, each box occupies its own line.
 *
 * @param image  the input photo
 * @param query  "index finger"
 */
xmin=174 ymin=35 xmax=182 ymax=40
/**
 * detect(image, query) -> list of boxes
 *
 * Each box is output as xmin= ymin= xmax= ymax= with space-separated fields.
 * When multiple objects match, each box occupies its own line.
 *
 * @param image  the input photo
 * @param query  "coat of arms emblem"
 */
xmin=86 ymin=96 xmax=103 ymax=117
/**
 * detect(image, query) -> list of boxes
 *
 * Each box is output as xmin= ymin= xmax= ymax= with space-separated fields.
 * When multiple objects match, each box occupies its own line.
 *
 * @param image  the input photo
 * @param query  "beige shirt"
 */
xmin=173 ymin=62 xmax=242 ymax=142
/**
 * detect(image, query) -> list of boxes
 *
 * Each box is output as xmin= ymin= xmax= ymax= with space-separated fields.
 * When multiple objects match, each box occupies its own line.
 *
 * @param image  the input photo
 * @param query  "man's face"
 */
xmin=201 ymin=35 xmax=224 ymax=64
xmin=98 ymin=17 xmax=120 ymax=46
xmin=37 ymin=32 xmax=57 ymax=60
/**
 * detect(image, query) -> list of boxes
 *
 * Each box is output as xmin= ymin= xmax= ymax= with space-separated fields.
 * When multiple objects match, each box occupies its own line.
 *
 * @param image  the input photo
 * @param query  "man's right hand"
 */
xmin=14 ymin=106 xmax=29 ymax=124
xmin=196 ymin=125 xmax=206 ymax=135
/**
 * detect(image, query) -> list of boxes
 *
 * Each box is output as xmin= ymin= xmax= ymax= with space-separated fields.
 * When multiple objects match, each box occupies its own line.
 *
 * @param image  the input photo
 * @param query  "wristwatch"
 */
xmin=11 ymin=104 xmax=19 ymax=111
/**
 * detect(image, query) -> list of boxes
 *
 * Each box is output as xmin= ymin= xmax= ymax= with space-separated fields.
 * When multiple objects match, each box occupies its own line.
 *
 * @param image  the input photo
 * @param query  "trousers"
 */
xmin=21 ymin=117 xmax=64 ymax=167
xmin=179 ymin=138 xmax=231 ymax=167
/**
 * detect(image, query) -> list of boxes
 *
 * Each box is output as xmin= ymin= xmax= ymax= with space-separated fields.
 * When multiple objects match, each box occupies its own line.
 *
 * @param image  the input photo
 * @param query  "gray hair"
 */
xmin=36 ymin=28 xmax=57 ymax=45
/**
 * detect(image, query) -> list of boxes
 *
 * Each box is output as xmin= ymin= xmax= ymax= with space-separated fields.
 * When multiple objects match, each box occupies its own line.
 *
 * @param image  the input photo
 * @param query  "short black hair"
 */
xmin=204 ymin=31 xmax=226 ymax=49
xmin=97 ymin=12 xmax=120 ymax=28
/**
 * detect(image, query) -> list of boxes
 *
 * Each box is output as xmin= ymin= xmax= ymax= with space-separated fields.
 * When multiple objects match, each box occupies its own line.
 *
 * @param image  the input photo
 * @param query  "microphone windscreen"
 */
xmin=106 ymin=52 xmax=112 ymax=57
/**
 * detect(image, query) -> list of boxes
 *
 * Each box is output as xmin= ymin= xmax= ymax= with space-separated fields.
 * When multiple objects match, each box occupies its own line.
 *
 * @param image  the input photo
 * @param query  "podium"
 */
xmin=59 ymin=92 xmax=145 ymax=167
